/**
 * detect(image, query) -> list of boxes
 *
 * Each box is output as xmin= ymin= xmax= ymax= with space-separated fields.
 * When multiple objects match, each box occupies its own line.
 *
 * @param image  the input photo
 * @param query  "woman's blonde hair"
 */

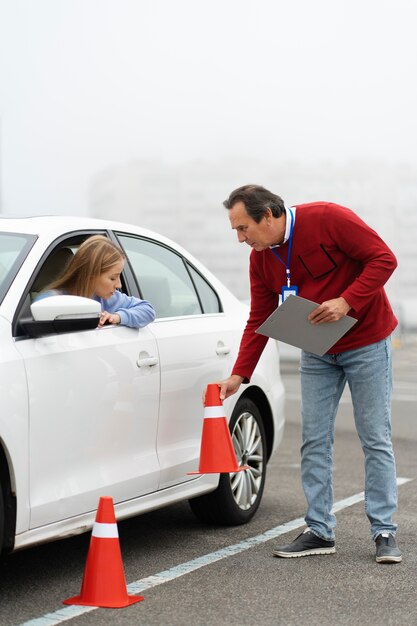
xmin=46 ymin=235 xmax=125 ymax=298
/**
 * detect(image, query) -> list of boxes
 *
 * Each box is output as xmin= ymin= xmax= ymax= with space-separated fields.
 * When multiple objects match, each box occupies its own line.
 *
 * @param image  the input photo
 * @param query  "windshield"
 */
xmin=0 ymin=232 xmax=37 ymax=304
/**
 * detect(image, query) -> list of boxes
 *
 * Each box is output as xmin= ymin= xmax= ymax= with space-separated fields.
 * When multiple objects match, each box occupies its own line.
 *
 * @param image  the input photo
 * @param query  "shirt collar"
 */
xmin=269 ymin=206 xmax=296 ymax=248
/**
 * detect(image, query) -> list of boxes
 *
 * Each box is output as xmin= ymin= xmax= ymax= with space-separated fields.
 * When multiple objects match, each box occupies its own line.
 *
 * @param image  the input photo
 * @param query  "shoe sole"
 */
xmin=376 ymin=555 xmax=402 ymax=563
xmin=273 ymin=547 xmax=336 ymax=558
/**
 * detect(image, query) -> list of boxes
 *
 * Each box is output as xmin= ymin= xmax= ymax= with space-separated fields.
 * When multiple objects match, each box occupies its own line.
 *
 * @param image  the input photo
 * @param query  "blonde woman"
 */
xmin=39 ymin=235 xmax=155 ymax=329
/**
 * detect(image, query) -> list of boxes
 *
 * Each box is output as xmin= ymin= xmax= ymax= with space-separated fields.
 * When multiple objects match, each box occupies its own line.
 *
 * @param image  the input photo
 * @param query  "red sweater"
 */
xmin=232 ymin=202 xmax=398 ymax=382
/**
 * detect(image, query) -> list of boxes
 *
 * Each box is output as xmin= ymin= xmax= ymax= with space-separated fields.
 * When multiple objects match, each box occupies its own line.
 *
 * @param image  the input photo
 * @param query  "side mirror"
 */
xmin=21 ymin=295 xmax=101 ymax=338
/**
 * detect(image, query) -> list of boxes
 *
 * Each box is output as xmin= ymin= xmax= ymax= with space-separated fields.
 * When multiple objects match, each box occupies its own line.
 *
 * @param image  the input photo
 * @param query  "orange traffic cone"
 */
xmin=189 ymin=384 xmax=248 ymax=474
xmin=63 ymin=496 xmax=144 ymax=608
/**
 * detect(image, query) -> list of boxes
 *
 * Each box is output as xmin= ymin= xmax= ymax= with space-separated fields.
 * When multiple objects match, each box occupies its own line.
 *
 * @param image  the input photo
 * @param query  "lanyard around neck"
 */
xmin=271 ymin=208 xmax=295 ymax=287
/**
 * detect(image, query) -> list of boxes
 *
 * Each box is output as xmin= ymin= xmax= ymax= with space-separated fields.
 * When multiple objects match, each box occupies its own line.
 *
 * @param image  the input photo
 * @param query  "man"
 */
xmin=219 ymin=184 xmax=401 ymax=564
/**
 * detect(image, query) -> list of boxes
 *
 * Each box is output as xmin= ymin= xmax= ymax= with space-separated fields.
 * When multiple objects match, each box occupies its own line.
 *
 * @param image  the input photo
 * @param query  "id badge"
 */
xmin=281 ymin=285 xmax=298 ymax=302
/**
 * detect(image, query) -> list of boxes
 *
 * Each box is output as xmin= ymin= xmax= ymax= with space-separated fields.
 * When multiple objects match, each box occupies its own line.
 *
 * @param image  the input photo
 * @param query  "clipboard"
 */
xmin=256 ymin=295 xmax=357 ymax=356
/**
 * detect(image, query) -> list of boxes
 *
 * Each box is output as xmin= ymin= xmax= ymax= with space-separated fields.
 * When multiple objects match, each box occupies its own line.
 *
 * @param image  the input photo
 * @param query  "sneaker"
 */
xmin=273 ymin=528 xmax=336 ymax=558
xmin=375 ymin=533 xmax=402 ymax=563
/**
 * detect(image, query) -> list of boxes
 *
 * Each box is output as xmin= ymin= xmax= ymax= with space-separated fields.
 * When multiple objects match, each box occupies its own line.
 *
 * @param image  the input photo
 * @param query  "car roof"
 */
xmin=0 ymin=215 xmax=188 ymax=257
xmin=0 ymin=215 xmax=161 ymax=239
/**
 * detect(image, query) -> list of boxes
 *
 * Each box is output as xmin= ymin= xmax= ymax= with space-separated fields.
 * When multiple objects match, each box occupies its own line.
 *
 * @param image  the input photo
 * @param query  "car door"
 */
xmin=14 ymin=241 xmax=161 ymax=529
xmin=116 ymin=234 xmax=242 ymax=489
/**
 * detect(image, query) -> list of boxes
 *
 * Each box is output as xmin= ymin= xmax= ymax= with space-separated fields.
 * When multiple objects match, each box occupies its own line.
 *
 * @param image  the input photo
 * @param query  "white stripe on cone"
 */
xmin=204 ymin=406 xmax=225 ymax=418
xmin=92 ymin=522 xmax=119 ymax=538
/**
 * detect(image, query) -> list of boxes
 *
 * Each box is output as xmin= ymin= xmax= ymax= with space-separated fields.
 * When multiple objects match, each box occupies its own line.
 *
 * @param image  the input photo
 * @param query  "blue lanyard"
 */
xmin=271 ymin=208 xmax=295 ymax=287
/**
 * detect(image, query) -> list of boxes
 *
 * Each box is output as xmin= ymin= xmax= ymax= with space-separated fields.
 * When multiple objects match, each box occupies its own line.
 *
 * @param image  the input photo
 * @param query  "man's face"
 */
xmin=228 ymin=201 xmax=278 ymax=251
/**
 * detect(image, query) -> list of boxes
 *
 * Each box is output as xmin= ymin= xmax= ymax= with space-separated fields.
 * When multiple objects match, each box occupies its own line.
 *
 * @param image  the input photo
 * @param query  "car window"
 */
xmin=13 ymin=232 xmax=132 ymax=338
xmin=29 ymin=233 xmax=134 ymax=303
xmin=186 ymin=263 xmax=221 ymax=313
xmin=117 ymin=235 xmax=206 ymax=318
xmin=0 ymin=232 xmax=37 ymax=304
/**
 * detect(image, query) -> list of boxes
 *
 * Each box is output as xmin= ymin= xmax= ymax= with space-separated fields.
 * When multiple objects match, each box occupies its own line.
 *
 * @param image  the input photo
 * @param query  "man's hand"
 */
xmin=203 ymin=374 xmax=244 ymax=403
xmin=308 ymin=297 xmax=351 ymax=325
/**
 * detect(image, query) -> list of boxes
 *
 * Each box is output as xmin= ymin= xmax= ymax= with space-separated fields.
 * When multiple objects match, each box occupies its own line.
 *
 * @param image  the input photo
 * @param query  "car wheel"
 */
xmin=189 ymin=397 xmax=267 ymax=525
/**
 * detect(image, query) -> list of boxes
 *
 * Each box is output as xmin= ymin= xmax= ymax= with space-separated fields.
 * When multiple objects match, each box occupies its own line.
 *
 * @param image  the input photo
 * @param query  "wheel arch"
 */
xmin=0 ymin=441 xmax=17 ymax=555
xmin=238 ymin=386 xmax=274 ymax=461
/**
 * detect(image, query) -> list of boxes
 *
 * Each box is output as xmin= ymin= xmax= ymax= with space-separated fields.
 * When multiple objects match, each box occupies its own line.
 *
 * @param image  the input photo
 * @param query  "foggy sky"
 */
xmin=0 ymin=0 xmax=416 ymax=215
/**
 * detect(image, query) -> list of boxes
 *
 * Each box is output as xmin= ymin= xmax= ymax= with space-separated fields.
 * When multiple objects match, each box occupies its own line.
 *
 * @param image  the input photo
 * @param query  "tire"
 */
xmin=189 ymin=397 xmax=267 ymax=525
xmin=0 ymin=483 xmax=4 ymax=556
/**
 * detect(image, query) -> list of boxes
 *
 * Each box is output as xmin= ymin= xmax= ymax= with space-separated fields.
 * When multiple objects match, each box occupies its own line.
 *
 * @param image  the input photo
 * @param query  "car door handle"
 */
xmin=137 ymin=356 xmax=159 ymax=368
xmin=216 ymin=344 xmax=231 ymax=356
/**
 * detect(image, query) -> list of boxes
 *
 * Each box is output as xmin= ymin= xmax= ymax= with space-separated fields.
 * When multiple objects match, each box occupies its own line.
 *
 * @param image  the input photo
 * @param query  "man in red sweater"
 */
xmin=219 ymin=184 xmax=401 ymax=564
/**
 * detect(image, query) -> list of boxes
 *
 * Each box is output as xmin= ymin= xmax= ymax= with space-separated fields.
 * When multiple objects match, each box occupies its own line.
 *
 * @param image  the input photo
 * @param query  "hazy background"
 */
xmin=1 ymin=0 xmax=416 ymax=319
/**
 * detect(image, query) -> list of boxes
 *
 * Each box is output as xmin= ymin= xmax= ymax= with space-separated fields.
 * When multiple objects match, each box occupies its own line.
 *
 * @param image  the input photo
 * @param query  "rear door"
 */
xmin=116 ymin=234 xmax=241 ymax=489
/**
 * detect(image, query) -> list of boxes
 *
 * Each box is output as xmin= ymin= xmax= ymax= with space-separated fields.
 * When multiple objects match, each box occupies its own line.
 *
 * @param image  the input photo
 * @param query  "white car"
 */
xmin=0 ymin=216 xmax=285 ymax=556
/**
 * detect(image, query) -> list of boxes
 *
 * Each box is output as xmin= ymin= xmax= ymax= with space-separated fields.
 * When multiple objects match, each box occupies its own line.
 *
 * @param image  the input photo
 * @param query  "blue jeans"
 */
xmin=299 ymin=337 xmax=398 ymax=541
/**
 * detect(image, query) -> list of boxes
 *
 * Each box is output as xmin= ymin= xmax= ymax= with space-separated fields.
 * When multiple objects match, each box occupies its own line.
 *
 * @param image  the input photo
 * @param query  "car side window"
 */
xmin=14 ymin=232 xmax=134 ymax=338
xmin=186 ymin=263 xmax=221 ymax=314
xmin=117 ymin=235 xmax=219 ymax=319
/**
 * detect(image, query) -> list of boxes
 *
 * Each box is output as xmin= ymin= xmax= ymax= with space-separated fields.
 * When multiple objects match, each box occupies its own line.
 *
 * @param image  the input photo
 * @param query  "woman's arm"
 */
xmin=103 ymin=291 xmax=156 ymax=328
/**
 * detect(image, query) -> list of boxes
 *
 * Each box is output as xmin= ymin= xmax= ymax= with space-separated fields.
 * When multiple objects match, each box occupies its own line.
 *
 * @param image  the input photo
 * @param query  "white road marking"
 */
xmin=18 ymin=477 xmax=412 ymax=626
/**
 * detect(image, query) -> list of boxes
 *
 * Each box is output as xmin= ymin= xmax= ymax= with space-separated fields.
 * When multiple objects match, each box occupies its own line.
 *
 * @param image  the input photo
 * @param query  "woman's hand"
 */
xmin=99 ymin=311 xmax=121 ymax=326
